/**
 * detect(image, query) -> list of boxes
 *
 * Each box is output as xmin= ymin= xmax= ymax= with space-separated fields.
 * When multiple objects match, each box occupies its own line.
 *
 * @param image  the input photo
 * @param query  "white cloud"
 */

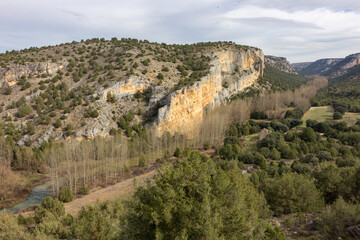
xmin=0 ymin=0 xmax=359 ymax=62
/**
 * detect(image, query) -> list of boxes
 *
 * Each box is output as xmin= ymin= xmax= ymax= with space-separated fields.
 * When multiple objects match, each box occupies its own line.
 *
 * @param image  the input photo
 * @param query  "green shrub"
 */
xmin=16 ymin=104 xmax=33 ymax=118
xmin=173 ymin=147 xmax=182 ymax=157
xmin=203 ymin=140 xmax=210 ymax=150
xmin=58 ymin=186 xmax=73 ymax=203
xmin=264 ymin=173 xmax=324 ymax=216
xmin=79 ymin=185 xmax=90 ymax=195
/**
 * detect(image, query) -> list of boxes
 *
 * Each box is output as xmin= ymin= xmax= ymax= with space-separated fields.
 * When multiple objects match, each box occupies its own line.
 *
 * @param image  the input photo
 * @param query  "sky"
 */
xmin=1 ymin=0 xmax=360 ymax=62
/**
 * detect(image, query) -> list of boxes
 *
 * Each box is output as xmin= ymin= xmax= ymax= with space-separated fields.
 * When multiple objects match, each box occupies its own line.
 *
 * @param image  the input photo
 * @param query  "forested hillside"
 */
xmin=0 ymin=38 xmax=339 ymax=240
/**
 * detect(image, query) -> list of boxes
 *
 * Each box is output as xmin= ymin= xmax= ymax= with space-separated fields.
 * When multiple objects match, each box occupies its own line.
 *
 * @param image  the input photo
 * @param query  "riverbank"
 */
xmin=0 ymin=172 xmax=49 ymax=210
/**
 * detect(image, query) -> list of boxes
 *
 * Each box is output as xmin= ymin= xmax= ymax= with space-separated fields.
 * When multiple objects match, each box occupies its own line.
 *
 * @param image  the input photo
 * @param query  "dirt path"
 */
xmin=64 ymin=170 xmax=157 ymax=215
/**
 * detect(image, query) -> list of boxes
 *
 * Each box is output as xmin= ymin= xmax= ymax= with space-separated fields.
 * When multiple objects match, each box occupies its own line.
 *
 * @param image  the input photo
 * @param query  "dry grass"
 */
xmin=64 ymin=170 xmax=157 ymax=215
xmin=0 ymin=171 xmax=45 ymax=209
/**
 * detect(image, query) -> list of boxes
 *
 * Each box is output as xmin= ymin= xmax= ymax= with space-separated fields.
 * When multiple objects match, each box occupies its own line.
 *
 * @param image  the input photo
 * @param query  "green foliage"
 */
xmin=121 ymin=151 xmax=270 ymax=239
xmin=58 ymin=186 xmax=73 ymax=203
xmin=79 ymin=185 xmax=90 ymax=195
xmin=26 ymin=121 xmax=35 ymax=135
xmin=259 ymin=63 xmax=308 ymax=91
xmin=16 ymin=104 xmax=33 ymax=118
xmin=53 ymin=118 xmax=62 ymax=128
xmin=284 ymin=108 xmax=304 ymax=119
xmin=263 ymin=173 xmax=324 ymax=216
xmin=203 ymin=140 xmax=210 ymax=150
xmin=36 ymin=196 xmax=65 ymax=219
xmin=106 ymin=92 xmax=117 ymax=103
xmin=250 ymin=111 xmax=268 ymax=119
xmin=84 ymin=107 xmax=99 ymax=118
xmin=4 ymin=86 xmax=12 ymax=95
xmin=76 ymin=205 xmax=111 ymax=240
xmin=173 ymin=147 xmax=182 ymax=157
xmin=333 ymin=111 xmax=342 ymax=120
xmin=300 ymin=127 xmax=317 ymax=142
xmin=0 ymin=212 xmax=31 ymax=240
xmin=318 ymin=197 xmax=360 ymax=239
xmin=156 ymin=72 xmax=164 ymax=80
xmin=138 ymin=154 xmax=146 ymax=167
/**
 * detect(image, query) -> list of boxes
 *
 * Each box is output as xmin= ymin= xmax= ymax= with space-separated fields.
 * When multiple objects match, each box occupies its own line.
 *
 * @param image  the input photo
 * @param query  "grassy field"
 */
xmin=342 ymin=112 xmax=360 ymax=125
xmin=300 ymin=106 xmax=333 ymax=127
xmin=300 ymin=106 xmax=360 ymax=127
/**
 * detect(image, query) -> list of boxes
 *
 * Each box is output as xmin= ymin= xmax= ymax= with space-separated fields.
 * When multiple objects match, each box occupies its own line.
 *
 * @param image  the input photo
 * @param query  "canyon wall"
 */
xmin=155 ymin=48 xmax=264 ymax=138
xmin=0 ymin=60 xmax=67 ymax=87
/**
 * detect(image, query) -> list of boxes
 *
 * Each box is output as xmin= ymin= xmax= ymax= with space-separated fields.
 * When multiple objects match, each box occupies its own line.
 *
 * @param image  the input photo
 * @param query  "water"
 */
xmin=1 ymin=181 xmax=53 ymax=212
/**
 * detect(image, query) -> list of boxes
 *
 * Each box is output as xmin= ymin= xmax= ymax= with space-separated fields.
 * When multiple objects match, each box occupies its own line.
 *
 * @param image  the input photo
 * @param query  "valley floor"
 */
xmin=64 ymin=169 xmax=157 ymax=215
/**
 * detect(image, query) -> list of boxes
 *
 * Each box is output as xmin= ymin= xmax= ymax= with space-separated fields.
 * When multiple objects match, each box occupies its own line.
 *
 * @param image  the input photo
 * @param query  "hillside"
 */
xmin=264 ymin=55 xmax=297 ymax=74
xmin=299 ymin=58 xmax=343 ymax=76
xmin=0 ymin=39 xmax=265 ymax=146
xmin=323 ymin=52 xmax=360 ymax=78
xmin=310 ymin=52 xmax=360 ymax=119
xmin=291 ymin=62 xmax=312 ymax=71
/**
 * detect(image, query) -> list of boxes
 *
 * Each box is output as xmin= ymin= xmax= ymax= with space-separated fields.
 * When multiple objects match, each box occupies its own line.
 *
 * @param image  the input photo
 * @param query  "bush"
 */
xmin=173 ymin=147 xmax=182 ymax=157
xmin=58 ymin=186 xmax=73 ymax=203
xmin=16 ymin=104 xmax=33 ymax=118
xmin=79 ymin=185 xmax=90 ymax=195
xmin=37 ymin=196 xmax=65 ymax=218
xmin=250 ymin=111 xmax=268 ymax=119
xmin=121 ymin=151 xmax=270 ymax=239
xmin=318 ymin=197 xmax=360 ymax=239
xmin=0 ymin=212 xmax=31 ymax=239
xmin=156 ymin=73 xmax=164 ymax=80
xmin=300 ymin=127 xmax=317 ymax=142
xmin=4 ymin=86 xmax=12 ymax=95
xmin=203 ymin=140 xmax=210 ymax=150
xmin=333 ymin=112 xmax=342 ymax=120
xmin=264 ymin=173 xmax=324 ymax=216
xmin=284 ymin=108 xmax=304 ymax=119
xmin=138 ymin=155 xmax=146 ymax=167
xmin=53 ymin=118 xmax=62 ymax=128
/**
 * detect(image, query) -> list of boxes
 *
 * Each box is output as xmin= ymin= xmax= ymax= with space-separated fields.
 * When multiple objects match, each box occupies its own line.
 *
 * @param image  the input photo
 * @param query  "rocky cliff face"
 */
xmin=265 ymin=55 xmax=297 ymax=74
xmin=0 ymin=60 xmax=67 ymax=87
xmin=300 ymin=58 xmax=343 ymax=76
xmin=291 ymin=62 xmax=312 ymax=72
xmin=154 ymin=48 xmax=264 ymax=137
xmin=324 ymin=53 xmax=360 ymax=78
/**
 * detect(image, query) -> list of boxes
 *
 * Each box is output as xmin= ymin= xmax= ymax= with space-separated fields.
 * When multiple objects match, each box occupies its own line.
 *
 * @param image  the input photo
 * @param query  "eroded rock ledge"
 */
xmin=155 ymin=48 xmax=264 ymax=138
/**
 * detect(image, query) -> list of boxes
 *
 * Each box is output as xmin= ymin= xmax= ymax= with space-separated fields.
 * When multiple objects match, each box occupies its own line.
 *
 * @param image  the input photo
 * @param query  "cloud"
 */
xmin=0 ymin=0 xmax=359 ymax=62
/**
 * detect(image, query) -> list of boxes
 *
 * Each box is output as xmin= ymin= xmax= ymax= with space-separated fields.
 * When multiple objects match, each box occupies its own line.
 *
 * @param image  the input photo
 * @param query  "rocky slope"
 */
xmin=291 ymin=62 xmax=312 ymax=72
xmin=300 ymin=58 xmax=343 ymax=76
xmin=0 ymin=40 xmax=264 ymax=144
xmin=298 ymin=53 xmax=360 ymax=79
xmin=265 ymin=55 xmax=297 ymax=74
xmin=323 ymin=53 xmax=360 ymax=78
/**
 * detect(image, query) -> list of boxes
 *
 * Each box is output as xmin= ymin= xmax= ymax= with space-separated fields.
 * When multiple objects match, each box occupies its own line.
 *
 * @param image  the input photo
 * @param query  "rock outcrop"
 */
xmin=154 ymin=48 xmax=264 ymax=137
xmin=292 ymin=62 xmax=312 ymax=72
xmin=0 ymin=60 xmax=67 ymax=87
xmin=102 ymin=76 xmax=149 ymax=100
xmin=265 ymin=55 xmax=297 ymax=74
xmin=300 ymin=58 xmax=343 ymax=76
xmin=324 ymin=53 xmax=360 ymax=78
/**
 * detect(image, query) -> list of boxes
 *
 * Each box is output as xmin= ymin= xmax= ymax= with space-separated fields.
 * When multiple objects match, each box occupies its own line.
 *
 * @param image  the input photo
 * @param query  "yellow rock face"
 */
xmin=4 ymin=73 xmax=17 ymax=86
xmin=103 ymin=77 xmax=147 ymax=100
xmin=156 ymin=49 xmax=263 ymax=138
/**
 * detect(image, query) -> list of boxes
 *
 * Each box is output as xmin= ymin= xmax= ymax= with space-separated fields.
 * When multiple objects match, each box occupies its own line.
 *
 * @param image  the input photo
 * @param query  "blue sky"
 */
xmin=1 ymin=0 xmax=360 ymax=62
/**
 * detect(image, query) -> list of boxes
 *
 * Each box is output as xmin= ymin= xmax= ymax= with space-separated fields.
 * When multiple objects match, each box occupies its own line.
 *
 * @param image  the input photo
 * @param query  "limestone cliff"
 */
xmin=324 ymin=53 xmax=360 ymax=78
xmin=154 ymin=48 xmax=264 ymax=137
xmin=0 ymin=60 xmax=67 ymax=87
xmin=102 ymin=76 xmax=149 ymax=100
xmin=265 ymin=55 xmax=297 ymax=74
